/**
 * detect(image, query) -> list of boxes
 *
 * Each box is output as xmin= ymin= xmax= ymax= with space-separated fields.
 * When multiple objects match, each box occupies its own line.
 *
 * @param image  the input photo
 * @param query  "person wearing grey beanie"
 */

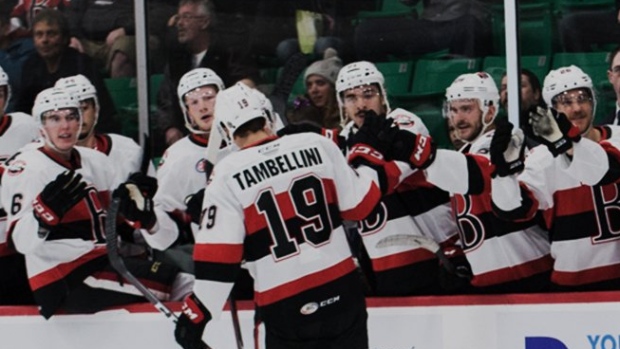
xmin=289 ymin=48 xmax=342 ymax=129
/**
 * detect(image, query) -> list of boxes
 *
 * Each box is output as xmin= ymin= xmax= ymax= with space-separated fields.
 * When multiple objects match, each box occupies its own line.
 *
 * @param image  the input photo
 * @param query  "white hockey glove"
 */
xmin=528 ymin=106 xmax=580 ymax=156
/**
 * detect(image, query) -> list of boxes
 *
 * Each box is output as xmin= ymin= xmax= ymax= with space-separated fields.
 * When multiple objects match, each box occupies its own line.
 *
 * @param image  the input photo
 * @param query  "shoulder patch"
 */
xmin=195 ymin=158 xmax=206 ymax=173
xmin=7 ymin=159 xmax=26 ymax=176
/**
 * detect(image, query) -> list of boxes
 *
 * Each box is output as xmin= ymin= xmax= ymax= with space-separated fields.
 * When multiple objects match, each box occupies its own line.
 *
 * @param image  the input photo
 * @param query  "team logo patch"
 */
xmin=195 ymin=159 xmax=206 ymax=173
xmin=7 ymin=160 xmax=26 ymax=176
xmin=300 ymin=302 xmax=319 ymax=315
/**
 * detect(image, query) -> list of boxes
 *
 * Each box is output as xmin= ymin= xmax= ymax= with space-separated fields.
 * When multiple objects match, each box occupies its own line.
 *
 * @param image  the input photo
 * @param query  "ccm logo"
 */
xmin=413 ymin=135 xmax=428 ymax=162
xmin=300 ymin=295 xmax=340 ymax=315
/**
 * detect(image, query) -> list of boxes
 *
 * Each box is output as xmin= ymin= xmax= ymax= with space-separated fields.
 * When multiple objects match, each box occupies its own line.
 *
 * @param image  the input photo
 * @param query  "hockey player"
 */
xmin=1 ymin=87 xmax=192 ymax=318
xmin=173 ymin=83 xmax=385 ymax=349
xmin=0 ymin=65 xmax=40 ymax=305
xmin=139 ymin=68 xmax=226 ymax=272
xmin=490 ymin=65 xmax=620 ymax=291
xmin=367 ymin=72 xmax=553 ymax=294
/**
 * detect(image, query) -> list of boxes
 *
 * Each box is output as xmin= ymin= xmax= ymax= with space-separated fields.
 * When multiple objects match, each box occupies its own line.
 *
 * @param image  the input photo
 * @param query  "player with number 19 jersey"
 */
xmin=193 ymin=132 xmax=381 ymax=336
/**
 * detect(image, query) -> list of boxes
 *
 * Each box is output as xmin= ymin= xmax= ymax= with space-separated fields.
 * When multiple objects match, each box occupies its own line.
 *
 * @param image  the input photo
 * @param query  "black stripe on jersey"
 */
xmin=491 ymin=185 xmax=537 ymax=222
xmin=244 ymin=203 xmax=342 ymax=263
xmin=33 ymin=254 xmax=108 ymax=319
xmin=45 ymin=221 xmax=102 ymax=242
xmin=189 ymin=134 xmax=208 ymax=147
xmin=257 ymin=271 xmax=366 ymax=330
xmin=194 ymin=260 xmax=241 ymax=283
xmin=0 ymin=114 xmax=12 ymax=136
xmin=465 ymin=156 xmax=485 ymax=195
xmin=460 ymin=211 xmax=542 ymax=242
xmin=398 ymin=186 xmax=450 ymax=217
xmin=374 ymin=259 xmax=440 ymax=296
xmin=550 ymin=211 xmax=604 ymax=242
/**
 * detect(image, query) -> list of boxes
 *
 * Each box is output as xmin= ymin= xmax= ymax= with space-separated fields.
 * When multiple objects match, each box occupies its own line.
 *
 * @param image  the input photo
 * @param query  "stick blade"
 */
xmin=375 ymin=234 xmax=440 ymax=254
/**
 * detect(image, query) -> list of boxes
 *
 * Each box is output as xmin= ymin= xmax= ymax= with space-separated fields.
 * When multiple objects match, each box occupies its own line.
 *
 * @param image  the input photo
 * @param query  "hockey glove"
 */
xmin=347 ymin=111 xmax=394 ymax=155
xmin=127 ymin=172 xmax=158 ymax=198
xmin=490 ymin=118 xmax=525 ymax=177
xmin=438 ymin=254 xmax=473 ymax=294
xmin=113 ymin=182 xmax=156 ymax=230
xmin=277 ymin=122 xmax=345 ymax=149
xmin=33 ymin=170 xmax=88 ymax=228
xmin=184 ymin=188 xmax=205 ymax=225
xmin=175 ymin=293 xmax=212 ymax=349
xmin=528 ymin=106 xmax=580 ymax=156
xmin=386 ymin=129 xmax=436 ymax=169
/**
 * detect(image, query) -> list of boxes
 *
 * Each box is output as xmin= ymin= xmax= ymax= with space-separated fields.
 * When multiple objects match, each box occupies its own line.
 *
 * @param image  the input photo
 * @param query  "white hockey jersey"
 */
xmin=1 ymin=145 xmax=120 ymax=317
xmin=0 ymin=112 xmax=40 ymax=257
xmin=425 ymin=130 xmax=552 ymax=288
xmin=192 ymin=133 xmax=381 ymax=329
xmin=91 ymin=133 xmax=154 ymax=179
xmin=146 ymin=134 xmax=229 ymax=250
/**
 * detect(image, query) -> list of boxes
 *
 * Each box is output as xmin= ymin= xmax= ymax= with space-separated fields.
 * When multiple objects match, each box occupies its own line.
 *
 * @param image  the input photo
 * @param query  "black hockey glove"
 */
xmin=347 ymin=111 xmax=393 ymax=155
xmin=127 ymin=172 xmax=158 ymax=198
xmin=490 ymin=118 xmax=525 ymax=178
xmin=184 ymin=188 xmax=205 ymax=225
xmin=528 ymin=106 xmax=580 ymax=156
xmin=33 ymin=170 xmax=88 ymax=228
xmin=388 ymin=129 xmax=437 ymax=169
xmin=175 ymin=293 xmax=212 ymax=349
xmin=438 ymin=254 xmax=473 ymax=294
xmin=113 ymin=182 xmax=156 ymax=230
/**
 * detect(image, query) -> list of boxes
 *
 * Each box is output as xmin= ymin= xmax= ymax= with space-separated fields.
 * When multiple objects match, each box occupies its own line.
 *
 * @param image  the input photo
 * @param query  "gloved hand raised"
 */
xmin=184 ymin=188 xmax=205 ymax=225
xmin=113 ymin=182 xmax=156 ymax=230
xmin=175 ymin=293 xmax=212 ymax=349
xmin=347 ymin=110 xmax=393 ymax=154
xmin=490 ymin=118 xmax=525 ymax=177
xmin=33 ymin=170 xmax=88 ymax=228
xmin=528 ymin=106 xmax=580 ymax=156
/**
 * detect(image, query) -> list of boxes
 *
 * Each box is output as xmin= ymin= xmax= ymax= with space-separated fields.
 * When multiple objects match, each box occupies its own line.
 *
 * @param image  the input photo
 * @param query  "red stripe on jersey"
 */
xmin=398 ymin=168 xmax=433 ymax=191
xmin=29 ymin=247 xmax=108 ymax=290
xmin=194 ymin=243 xmax=244 ymax=264
xmin=0 ymin=114 xmax=11 ymax=136
xmin=0 ymin=241 xmax=16 ymax=257
xmin=471 ymin=254 xmax=554 ymax=287
xmin=341 ymin=182 xmax=382 ymax=221
xmin=244 ymin=178 xmax=338 ymax=235
xmin=601 ymin=140 xmax=620 ymax=165
xmin=371 ymin=249 xmax=436 ymax=271
xmin=551 ymin=262 xmax=620 ymax=286
xmin=552 ymin=185 xmax=595 ymax=217
xmin=254 ymin=258 xmax=356 ymax=306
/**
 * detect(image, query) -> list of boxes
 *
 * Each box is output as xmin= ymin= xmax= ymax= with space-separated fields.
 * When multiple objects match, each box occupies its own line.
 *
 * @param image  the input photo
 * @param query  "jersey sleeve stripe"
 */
xmin=194 ymin=243 xmax=244 ymax=264
xmin=371 ymin=249 xmax=436 ymax=271
xmin=341 ymin=182 xmax=382 ymax=221
xmin=29 ymin=247 xmax=108 ymax=290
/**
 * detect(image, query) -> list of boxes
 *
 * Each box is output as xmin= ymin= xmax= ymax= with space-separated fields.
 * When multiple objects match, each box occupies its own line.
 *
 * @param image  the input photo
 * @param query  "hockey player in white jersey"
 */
xmin=0 ymin=65 xmax=40 ymax=305
xmin=1 ymin=87 xmax=192 ymax=319
xmin=365 ymin=72 xmax=553 ymax=293
xmin=490 ymin=65 xmax=620 ymax=291
xmin=173 ymin=83 xmax=386 ymax=349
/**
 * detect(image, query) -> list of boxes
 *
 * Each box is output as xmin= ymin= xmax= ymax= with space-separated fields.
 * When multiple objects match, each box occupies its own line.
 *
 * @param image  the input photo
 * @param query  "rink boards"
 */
xmin=1 ymin=291 xmax=619 ymax=349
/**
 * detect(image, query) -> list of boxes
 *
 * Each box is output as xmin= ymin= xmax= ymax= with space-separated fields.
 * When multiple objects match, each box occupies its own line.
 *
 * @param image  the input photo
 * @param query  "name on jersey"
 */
xmin=233 ymin=147 xmax=323 ymax=190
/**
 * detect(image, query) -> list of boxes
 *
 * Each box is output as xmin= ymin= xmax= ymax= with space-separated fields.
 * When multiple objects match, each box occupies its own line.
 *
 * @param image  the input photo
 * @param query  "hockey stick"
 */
xmin=105 ymin=197 xmax=212 ymax=349
xmin=375 ymin=234 xmax=457 ymax=274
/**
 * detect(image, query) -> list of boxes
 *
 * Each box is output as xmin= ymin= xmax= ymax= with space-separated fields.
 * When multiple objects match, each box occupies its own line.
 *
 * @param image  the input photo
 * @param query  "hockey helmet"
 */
xmin=335 ymin=61 xmax=390 ymax=123
xmin=0 ymin=65 xmax=11 ymax=113
xmin=178 ymin=68 xmax=225 ymax=134
xmin=213 ymin=82 xmax=269 ymax=145
xmin=542 ymin=65 xmax=595 ymax=108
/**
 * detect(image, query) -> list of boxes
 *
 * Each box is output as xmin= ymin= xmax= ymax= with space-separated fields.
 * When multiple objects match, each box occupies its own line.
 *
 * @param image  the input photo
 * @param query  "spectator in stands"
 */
xmin=154 ymin=0 xmax=258 ymax=150
xmin=354 ymin=0 xmax=492 ymax=61
xmin=14 ymin=9 xmax=119 ymax=133
xmin=288 ymin=47 xmax=342 ymax=129
xmin=0 ymin=0 xmax=35 ymax=112
xmin=603 ymin=46 xmax=620 ymax=125
xmin=558 ymin=2 xmax=620 ymax=53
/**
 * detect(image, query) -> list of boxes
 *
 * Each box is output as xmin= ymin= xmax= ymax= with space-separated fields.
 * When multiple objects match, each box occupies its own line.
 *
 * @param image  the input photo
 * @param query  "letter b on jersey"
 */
xmin=525 ymin=336 xmax=568 ymax=349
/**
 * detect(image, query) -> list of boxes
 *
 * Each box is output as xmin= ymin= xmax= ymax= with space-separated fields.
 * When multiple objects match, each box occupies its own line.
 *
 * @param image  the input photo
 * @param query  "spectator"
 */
xmin=603 ymin=45 xmax=620 ymax=125
xmin=154 ymin=0 xmax=257 ymax=151
xmin=355 ymin=0 xmax=492 ymax=61
xmin=14 ymin=9 xmax=119 ymax=133
xmin=288 ymin=47 xmax=342 ymax=129
xmin=491 ymin=65 xmax=620 ymax=292
xmin=558 ymin=1 xmax=620 ymax=53
xmin=1 ymin=87 xmax=193 ymax=319
xmin=0 ymin=0 xmax=35 ymax=112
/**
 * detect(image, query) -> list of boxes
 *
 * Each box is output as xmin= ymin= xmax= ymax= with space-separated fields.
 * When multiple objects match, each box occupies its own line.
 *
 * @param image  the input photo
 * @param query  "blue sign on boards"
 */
xmin=525 ymin=336 xmax=569 ymax=349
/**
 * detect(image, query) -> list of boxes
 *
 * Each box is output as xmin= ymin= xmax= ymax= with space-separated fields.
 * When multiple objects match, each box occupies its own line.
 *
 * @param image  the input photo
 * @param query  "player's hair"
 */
xmin=234 ymin=117 xmax=266 ymax=139
xmin=32 ymin=9 xmax=70 ymax=47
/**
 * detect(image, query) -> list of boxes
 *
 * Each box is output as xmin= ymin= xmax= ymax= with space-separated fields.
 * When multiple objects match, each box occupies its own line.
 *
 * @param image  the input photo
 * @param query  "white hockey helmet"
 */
xmin=178 ymin=68 xmax=225 ymax=134
xmin=542 ymin=65 xmax=595 ymax=109
xmin=214 ymin=82 xmax=269 ymax=146
xmin=32 ymin=87 xmax=82 ymax=151
xmin=246 ymin=85 xmax=284 ymax=132
xmin=335 ymin=61 xmax=390 ymax=124
xmin=55 ymin=74 xmax=99 ymax=127
xmin=0 ymin=65 xmax=11 ymax=113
